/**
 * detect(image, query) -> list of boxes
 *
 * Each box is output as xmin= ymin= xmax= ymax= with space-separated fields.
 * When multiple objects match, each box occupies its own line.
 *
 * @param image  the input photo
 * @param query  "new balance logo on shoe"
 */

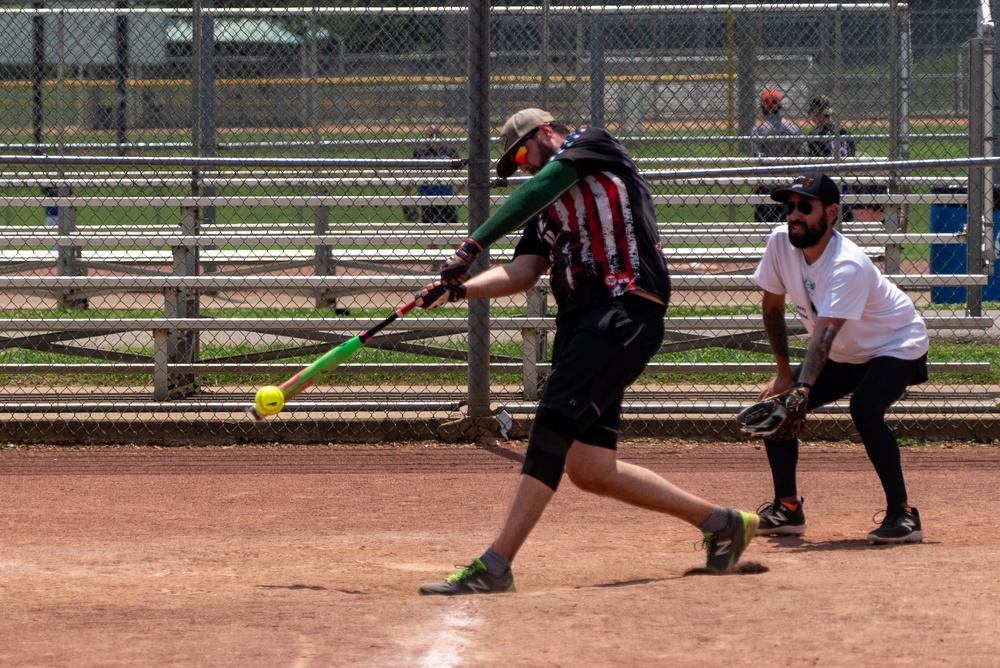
xmin=756 ymin=498 xmax=806 ymax=536
xmin=465 ymin=578 xmax=491 ymax=594
xmin=418 ymin=558 xmax=516 ymax=596
xmin=867 ymin=506 xmax=923 ymax=545
xmin=713 ymin=539 xmax=732 ymax=556
xmin=703 ymin=509 xmax=758 ymax=572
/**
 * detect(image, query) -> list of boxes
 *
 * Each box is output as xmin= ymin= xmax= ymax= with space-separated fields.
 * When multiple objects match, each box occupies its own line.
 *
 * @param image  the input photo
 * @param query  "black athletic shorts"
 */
xmin=538 ymin=293 xmax=666 ymax=450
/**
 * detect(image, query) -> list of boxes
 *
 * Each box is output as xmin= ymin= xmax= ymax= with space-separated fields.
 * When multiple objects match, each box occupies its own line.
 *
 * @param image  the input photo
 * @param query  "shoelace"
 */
xmin=757 ymin=500 xmax=782 ymax=522
xmin=445 ymin=559 xmax=484 ymax=583
xmin=698 ymin=523 xmax=731 ymax=554
xmin=873 ymin=507 xmax=906 ymax=527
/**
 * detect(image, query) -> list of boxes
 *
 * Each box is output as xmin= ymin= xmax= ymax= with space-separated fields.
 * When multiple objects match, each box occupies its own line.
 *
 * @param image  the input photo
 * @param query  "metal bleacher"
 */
xmin=0 ymin=183 xmax=993 ymax=418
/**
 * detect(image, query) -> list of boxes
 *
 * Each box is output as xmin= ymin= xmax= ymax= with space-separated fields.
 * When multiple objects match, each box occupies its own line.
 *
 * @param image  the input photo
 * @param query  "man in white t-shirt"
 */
xmin=751 ymin=170 xmax=928 ymax=545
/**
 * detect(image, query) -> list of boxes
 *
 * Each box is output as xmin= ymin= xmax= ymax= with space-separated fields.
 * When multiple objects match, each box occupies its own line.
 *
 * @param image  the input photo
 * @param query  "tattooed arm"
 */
xmin=796 ymin=315 xmax=846 ymax=391
xmin=759 ymin=290 xmax=794 ymax=399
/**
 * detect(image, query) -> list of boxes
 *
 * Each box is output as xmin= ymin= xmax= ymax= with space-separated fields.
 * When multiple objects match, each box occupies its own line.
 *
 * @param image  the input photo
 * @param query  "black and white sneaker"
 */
xmin=757 ymin=498 xmax=806 ymax=536
xmin=867 ymin=506 xmax=923 ymax=545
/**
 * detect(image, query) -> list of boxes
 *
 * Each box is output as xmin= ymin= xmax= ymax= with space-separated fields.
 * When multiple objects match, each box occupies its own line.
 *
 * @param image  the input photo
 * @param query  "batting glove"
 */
xmin=439 ymin=238 xmax=482 ymax=286
xmin=415 ymin=281 xmax=466 ymax=310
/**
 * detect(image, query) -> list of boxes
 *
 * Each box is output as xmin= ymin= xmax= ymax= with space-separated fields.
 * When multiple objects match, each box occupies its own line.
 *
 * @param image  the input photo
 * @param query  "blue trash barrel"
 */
xmin=44 ymin=205 xmax=58 ymax=228
xmin=929 ymin=185 xmax=968 ymax=304
xmin=929 ymin=185 xmax=1000 ymax=304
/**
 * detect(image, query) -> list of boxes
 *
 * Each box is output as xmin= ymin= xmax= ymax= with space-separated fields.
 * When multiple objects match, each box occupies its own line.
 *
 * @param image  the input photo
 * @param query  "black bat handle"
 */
xmin=359 ymin=299 xmax=418 ymax=344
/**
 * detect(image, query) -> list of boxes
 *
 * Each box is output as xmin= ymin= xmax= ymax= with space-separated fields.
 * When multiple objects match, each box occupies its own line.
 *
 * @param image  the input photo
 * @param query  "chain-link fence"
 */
xmin=0 ymin=1 xmax=996 ymax=444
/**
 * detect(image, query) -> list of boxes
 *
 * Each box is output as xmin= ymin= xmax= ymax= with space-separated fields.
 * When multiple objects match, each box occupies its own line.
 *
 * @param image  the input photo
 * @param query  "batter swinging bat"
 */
xmin=248 ymin=300 xmax=418 ymax=421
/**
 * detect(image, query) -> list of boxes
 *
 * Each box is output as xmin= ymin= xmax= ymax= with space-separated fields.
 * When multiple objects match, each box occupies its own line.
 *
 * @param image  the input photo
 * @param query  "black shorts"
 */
xmin=539 ymin=294 xmax=666 ymax=449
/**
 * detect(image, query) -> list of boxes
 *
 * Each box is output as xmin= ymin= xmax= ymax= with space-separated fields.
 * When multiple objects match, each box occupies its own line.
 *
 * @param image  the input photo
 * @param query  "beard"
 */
xmin=788 ymin=210 xmax=832 ymax=249
xmin=529 ymin=142 xmax=558 ymax=174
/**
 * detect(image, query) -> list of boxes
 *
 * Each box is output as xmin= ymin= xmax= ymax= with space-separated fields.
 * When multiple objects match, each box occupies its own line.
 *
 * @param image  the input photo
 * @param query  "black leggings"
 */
xmin=764 ymin=354 xmax=927 ymax=508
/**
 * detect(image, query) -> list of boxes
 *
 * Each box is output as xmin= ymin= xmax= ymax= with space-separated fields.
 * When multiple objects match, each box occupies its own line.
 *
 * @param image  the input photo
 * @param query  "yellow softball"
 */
xmin=254 ymin=385 xmax=285 ymax=416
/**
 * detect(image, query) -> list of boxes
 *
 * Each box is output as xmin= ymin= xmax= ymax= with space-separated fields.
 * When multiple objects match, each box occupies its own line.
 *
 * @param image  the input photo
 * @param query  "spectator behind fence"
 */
xmin=806 ymin=95 xmax=856 ymax=222
xmin=750 ymin=90 xmax=805 ymax=223
xmin=806 ymin=95 xmax=855 ymax=160
xmin=403 ymin=125 xmax=463 ymax=225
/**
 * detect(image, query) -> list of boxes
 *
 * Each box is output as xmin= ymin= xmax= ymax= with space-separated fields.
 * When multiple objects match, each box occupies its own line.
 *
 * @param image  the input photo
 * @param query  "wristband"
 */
xmin=793 ymin=381 xmax=813 ymax=390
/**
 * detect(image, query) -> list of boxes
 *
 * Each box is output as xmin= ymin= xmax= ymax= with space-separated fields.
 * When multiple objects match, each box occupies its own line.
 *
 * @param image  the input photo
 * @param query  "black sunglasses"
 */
xmin=783 ymin=200 xmax=817 ymax=216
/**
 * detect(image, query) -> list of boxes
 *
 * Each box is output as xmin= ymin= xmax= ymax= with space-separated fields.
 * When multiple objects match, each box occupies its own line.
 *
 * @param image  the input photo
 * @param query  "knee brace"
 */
xmin=521 ymin=407 xmax=579 ymax=491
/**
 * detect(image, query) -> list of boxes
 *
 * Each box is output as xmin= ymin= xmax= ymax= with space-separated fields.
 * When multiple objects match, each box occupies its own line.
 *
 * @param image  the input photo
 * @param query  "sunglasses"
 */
xmin=514 ymin=126 xmax=542 ymax=165
xmin=783 ymin=200 xmax=818 ymax=216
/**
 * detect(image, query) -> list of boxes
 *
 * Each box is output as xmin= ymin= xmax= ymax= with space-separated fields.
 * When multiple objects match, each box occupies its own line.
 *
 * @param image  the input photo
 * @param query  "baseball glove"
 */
xmin=736 ymin=387 xmax=809 ymax=439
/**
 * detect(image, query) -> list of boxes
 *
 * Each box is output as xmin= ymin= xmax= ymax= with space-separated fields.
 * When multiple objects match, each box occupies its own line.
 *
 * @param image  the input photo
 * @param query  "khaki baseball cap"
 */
xmin=496 ymin=108 xmax=555 ymax=178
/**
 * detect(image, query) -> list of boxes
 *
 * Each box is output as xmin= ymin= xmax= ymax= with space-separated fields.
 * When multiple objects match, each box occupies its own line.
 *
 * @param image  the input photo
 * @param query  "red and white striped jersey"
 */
xmin=514 ymin=127 xmax=671 ymax=314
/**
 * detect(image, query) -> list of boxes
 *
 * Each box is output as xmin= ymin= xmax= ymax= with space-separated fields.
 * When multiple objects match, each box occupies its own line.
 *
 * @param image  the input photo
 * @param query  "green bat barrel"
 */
xmin=281 ymin=335 xmax=363 ymax=398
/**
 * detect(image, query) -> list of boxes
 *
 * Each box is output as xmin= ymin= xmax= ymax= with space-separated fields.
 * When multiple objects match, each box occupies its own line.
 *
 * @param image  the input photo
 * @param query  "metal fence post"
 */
xmin=984 ymin=16 xmax=996 ymax=279
xmin=884 ymin=1 xmax=911 ymax=274
xmin=466 ymin=0 xmax=491 ymax=419
xmin=165 ymin=206 xmax=202 ymax=398
xmin=186 ymin=0 xmax=215 ymax=391
xmin=55 ymin=200 xmax=87 ymax=310
xmin=734 ymin=11 xmax=758 ymax=155
xmin=306 ymin=9 xmax=338 ymax=311
xmin=31 ymin=0 xmax=43 ymax=149
xmin=114 ymin=0 xmax=129 ymax=150
xmin=968 ymin=25 xmax=994 ymax=317
xmin=539 ymin=0 xmax=550 ymax=109
xmin=994 ymin=0 xmax=1000 ymax=156
xmin=152 ymin=329 xmax=171 ymax=401
xmin=589 ymin=2 xmax=604 ymax=127
xmin=522 ymin=284 xmax=548 ymax=400
xmin=192 ymin=0 xmax=217 ymax=286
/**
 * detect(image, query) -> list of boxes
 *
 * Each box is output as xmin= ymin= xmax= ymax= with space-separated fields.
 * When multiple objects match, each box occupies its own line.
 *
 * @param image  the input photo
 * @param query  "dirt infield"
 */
xmin=2 ymin=440 xmax=998 ymax=667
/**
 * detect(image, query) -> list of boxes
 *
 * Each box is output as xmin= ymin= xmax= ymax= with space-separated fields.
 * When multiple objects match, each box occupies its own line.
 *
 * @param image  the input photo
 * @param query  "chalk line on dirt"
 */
xmin=412 ymin=602 xmax=480 ymax=668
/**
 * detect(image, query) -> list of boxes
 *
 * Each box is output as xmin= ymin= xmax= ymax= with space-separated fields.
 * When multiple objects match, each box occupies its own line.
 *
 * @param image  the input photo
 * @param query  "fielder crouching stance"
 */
xmin=745 ymin=171 xmax=928 ymax=545
xmin=413 ymin=108 xmax=759 ymax=596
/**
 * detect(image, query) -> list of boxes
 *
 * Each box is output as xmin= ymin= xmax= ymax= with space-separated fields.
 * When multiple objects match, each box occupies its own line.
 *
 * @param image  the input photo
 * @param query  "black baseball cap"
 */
xmin=770 ymin=171 xmax=840 ymax=205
